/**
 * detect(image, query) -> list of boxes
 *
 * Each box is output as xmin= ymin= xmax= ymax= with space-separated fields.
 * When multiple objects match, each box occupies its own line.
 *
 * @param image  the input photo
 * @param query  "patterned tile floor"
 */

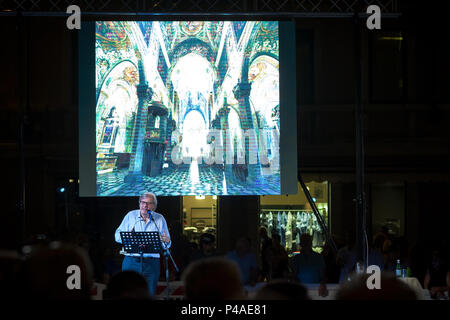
xmin=97 ymin=163 xmax=280 ymax=196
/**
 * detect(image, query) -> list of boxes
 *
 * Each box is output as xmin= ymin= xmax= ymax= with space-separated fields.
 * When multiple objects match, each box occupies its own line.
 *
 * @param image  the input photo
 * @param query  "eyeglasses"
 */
xmin=140 ymin=201 xmax=155 ymax=206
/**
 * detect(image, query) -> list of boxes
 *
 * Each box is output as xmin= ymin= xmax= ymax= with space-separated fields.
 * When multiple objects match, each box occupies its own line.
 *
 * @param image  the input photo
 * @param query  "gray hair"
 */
xmin=139 ymin=192 xmax=158 ymax=208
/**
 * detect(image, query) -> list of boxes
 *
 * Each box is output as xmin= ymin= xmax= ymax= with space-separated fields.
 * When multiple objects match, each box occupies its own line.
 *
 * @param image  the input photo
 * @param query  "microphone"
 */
xmin=131 ymin=215 xmax=144 ymax=232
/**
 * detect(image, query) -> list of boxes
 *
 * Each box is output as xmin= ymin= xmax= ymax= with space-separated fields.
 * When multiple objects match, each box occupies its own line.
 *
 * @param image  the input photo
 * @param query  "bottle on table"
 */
xmin=395 ymin=259 xmax=402 ymax=277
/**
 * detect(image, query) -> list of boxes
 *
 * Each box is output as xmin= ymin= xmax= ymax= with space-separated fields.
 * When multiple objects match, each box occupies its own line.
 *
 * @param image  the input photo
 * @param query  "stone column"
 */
xmin=124 ymin=58 xmax=152 ymax=183
xmin=232 ymin=57 xmax=261 ymax=183
xmin=159 ymin=113 xmax=168 ymax=164
xmin=218 ymin=104 xmax=232 ymax=178
xmin=164 ymin=117 xmax=176 ymax=166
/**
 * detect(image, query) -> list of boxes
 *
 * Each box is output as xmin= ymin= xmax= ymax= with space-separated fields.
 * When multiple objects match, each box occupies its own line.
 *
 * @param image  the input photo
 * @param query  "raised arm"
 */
xmin=159 ymin=215 xmax=172 ymax=248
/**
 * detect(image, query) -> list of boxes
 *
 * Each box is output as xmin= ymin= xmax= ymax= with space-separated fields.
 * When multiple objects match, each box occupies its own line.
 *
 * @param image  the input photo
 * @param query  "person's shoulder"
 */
xmin=315 ymin=252 xmax=326 ymax=263
xmin=337 ymin=246 xmax=348 ymax=253
xmin=124 ymin=209 xmax=139 ymax=218
xmin=248 ymin=252 xmax=258 ymax=262
xmin=226 ymin=250 xmax=236 ymax=258
xmin=152 ymin=211 xmax=165 ymax=219
xmin=190 ymin=250 xmax=202 ymax=260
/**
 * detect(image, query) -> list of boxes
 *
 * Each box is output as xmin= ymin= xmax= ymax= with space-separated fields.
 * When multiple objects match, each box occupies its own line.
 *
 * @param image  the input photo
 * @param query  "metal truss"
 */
xmin=0 ymin=0 xmax=398 ymax=14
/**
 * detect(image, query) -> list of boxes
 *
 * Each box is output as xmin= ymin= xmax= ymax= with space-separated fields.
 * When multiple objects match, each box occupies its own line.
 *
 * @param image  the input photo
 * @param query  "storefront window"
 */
xmin=259 ymin=181 xmax=330 ymax=255
xmin=371 ymin=182 xmax=405 ymax=237
xmin=182 ymin=195 xmax=217 ymax=245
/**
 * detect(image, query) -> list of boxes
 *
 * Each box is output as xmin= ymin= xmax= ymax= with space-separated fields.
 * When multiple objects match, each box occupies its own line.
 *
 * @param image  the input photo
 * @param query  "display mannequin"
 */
xmin=285 ymin=211 xmax=293 ymax=251
xmin=267 ymin=211 xmax=273 ymax=237
xmin=280 ymin=211 xmax=286 ymax=247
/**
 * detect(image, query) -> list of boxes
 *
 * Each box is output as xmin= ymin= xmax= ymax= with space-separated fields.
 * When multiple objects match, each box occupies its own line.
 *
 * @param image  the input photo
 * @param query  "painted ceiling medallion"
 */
xmin=181 ymin=21 xmax=204 ymax=36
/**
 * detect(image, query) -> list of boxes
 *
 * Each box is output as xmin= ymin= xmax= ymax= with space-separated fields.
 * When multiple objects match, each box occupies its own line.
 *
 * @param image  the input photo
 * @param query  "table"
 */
xmin=245 ymin=277 xmax=432 ymax=300
xmin=399 ymin=277 xmax=431 ymax=300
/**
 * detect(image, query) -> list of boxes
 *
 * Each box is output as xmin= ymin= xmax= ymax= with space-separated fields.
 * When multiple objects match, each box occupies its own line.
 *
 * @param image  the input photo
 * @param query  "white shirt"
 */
xmin=115 ymin=209 xmax=171 ymax=258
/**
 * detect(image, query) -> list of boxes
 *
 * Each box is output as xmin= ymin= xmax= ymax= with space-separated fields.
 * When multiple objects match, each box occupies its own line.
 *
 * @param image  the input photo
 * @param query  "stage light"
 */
xmin=22 ymin=245 xmax=32 ymax=255
xmin=59 ymin=187 xmax=65 ymax=193
xmin=69 ymin=179 xmax=74 ymax=183
xmin=378 ymin=36 xmax=403 ymax=41
xmin=312 ymin=197 xmax=316 ymax=202
xmin=212 ymin=195 xmax=217 ymax=200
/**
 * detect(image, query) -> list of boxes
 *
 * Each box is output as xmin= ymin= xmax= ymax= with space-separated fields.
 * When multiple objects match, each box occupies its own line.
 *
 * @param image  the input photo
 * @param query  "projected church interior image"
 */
xmin=95 ymin=21 xmax=280 ymax=196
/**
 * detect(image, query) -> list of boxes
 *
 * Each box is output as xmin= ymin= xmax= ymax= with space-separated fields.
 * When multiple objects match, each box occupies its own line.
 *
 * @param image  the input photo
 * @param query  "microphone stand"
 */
xmin=131 ymin=217 xmax=144 ymax=272
xmin=149 ymin=211 xmax=179 ymax=300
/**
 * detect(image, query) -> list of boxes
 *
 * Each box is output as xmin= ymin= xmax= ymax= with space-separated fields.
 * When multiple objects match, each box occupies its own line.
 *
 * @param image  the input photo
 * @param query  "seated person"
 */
xmin=104 ymin=270 xmax=151 ymax=300
xmin=424 ymin=247 xmax=450 ymax=299
xmin=336 ymin=273 xmax=417 ymax=300
xmin=253 ymin=279 xmax=311 ymax=300
xmin=226 ymin=237 xmax=258 ymax=286
xmin=182 ymin=257 xmax=245 ymax=300
xmin=190 ymin=233 xmax=217 ymax=261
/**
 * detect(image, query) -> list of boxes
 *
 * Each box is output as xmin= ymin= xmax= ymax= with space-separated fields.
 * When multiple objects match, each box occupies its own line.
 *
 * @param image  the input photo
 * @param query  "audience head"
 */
xmin=20 ymin=241 xmax=93 ymax=300
xmin=182 ymin=257 xmax=244 ymax=300
xmin=335 ymin=273 xmax=417 ymax=300
xmin=104 ymin=271 xmax=151 ymax=300
xmin=199 ymin=233 xmax=216 ymax=256
xmin=321 ymin=242 xmax=333 ymax=257
xmin=272 ymin=233 xmax=281 ymax=245
xmin=0 ymin=250 xmax=22 ymax=300
xmin=343 ymin=230 xmax=356 ymax=249
xmin=300 ymin=233 xmax=313 ymax=252
xmin=259 ymin=226 xmax=269 ymax=239
xmin=235 ymin=237 xmax=251 ymax=256
xmin=430 ymin=244 xmax=448 ymax=271
xmin=373 ymin=232 xmax=388 ymax=250
xmin=253 ymin=279 xmax=310 ymax=300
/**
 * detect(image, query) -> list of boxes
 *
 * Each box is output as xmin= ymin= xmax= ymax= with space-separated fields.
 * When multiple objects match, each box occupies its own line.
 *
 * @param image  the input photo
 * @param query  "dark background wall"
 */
xmin=1 ymin=3 xmax=450 ymax=280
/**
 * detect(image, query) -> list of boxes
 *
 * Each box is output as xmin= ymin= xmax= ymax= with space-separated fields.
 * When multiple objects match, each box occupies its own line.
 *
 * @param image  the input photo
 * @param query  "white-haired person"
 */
xmin=115 ymin=192 xmax=171 ymax=296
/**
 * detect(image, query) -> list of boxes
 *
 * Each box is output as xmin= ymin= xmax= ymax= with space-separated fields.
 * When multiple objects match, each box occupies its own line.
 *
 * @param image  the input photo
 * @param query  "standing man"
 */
xmin=115 ymin=192 xmax=171 ymax=296
xmin=291 ymin=233 xmax=328 ymax=297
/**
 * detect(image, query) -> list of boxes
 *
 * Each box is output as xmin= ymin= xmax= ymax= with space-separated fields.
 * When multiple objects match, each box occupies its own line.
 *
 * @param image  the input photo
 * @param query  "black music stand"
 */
xmin=120 ymin=231 xmax=162 ymax=273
